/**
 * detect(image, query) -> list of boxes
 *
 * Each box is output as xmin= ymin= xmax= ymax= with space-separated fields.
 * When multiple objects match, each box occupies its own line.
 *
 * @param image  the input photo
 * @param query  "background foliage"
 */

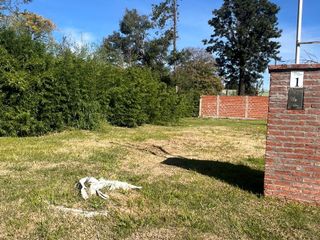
xmin=0 ymin=0 xmax=226 ymax=136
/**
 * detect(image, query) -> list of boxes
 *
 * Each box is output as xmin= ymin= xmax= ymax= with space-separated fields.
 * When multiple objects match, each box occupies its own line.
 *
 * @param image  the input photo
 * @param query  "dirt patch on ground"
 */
xmin=126 ymin=227 xmax=183 ymax=240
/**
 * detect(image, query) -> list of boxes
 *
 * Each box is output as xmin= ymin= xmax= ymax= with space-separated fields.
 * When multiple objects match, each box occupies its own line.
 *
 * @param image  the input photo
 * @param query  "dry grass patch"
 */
xmin=0 ymin=118 xmax=319 ymax=239
xmin=125 ymin=227 xmax=185 ymax=240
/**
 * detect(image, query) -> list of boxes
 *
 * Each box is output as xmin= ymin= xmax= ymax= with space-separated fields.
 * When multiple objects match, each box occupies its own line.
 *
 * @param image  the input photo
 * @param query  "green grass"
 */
xmin=0 ymin=118 xmax=319 ymax=240
xmin=179 ymin=118 xmax=267 ymax=133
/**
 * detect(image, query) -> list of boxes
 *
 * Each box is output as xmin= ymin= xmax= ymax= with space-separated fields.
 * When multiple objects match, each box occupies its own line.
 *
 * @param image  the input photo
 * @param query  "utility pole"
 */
xmin=295 ymin=0 xmax=320 ymax=64
xmin=295 ymin=0 xmax=303 ymax=64
xmin=173 ymin=0 xmax=177 ymax=72
xmin=173 ymin=0 xmax=178 ymax=92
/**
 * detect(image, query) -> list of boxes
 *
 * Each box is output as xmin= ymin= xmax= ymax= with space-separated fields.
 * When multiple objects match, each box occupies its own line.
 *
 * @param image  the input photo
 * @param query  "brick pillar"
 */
xmin=265 ymin=64 xmax=320 ymax=204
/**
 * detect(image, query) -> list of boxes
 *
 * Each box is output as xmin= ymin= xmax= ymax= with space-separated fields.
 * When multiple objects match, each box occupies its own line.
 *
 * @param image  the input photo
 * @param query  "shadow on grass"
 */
xmin=162 ymin=157 xmax=264 ymax=195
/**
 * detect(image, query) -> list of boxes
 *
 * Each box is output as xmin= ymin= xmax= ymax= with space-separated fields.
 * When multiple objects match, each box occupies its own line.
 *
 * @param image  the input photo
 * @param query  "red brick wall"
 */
xmin=219 ymin=96 xmax=246 ymax=118
xmin=200 ymin=96 xmax=217 ymax=118
xmin=248 ymin=96 xmax=269 ymax=119
xmin=199 ymin=96 xmax=268 ymax=120
xmin=265 ymin=64 xmax=320 ymax=204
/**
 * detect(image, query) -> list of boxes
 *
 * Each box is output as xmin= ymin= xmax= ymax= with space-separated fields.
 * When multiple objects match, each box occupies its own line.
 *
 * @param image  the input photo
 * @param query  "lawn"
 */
xmin=0 ymin=118 xmax=319 ymax=240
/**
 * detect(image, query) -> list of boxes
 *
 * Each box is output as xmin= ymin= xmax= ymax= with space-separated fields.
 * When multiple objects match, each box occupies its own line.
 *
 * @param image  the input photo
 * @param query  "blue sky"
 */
xmin=25 ymin=0 xmax=320 ymax=90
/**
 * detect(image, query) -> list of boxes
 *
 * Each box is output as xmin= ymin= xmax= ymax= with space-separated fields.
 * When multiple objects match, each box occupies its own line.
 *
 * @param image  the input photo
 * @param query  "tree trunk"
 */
xmin=238 ymin=67 xmax=246 ymax=96
xmin=238 ymin=55 xmax=246 ymax=96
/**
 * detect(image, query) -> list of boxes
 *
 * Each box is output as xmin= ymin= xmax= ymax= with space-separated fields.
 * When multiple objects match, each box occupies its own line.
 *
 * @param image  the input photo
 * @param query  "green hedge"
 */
xmin=0 ymin=29 xmax=101 ymax=136
xmin=104 ymin=67 xmax=188 ymax=127
xmin=0 ymin=28 xmax=190 ymax=136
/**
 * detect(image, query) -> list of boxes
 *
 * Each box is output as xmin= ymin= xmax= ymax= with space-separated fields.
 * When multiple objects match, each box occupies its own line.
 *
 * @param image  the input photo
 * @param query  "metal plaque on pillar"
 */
xmin=288 ymin=88 xmax=304 ymax=110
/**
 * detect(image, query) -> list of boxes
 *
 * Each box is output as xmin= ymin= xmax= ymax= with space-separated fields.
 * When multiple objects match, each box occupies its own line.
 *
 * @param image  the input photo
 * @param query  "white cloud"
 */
xmin=59 ymin=27 xmax=96 ymax=49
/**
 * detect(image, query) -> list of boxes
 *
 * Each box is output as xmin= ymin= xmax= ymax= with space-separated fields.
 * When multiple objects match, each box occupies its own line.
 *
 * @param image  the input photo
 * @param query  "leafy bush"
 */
xmin=104 ymin=67 xmax=186 ymax=127
xmin=178 ymin=90 xmax=202 ymax=117
xmin=0 ymin=29 xmax=101 ymax=136
xmin=50 ymin=50 xmax=101 ymax=130
xmin=0 ymin=28 xmax=190 ymax=135
xmin=0 ymin=28 xmax=51 ymax=136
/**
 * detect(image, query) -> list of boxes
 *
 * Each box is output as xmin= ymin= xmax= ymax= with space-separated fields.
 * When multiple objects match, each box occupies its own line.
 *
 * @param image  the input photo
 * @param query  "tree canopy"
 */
xmin=0 ymin=0 xmax=55 ymax=41
xmin=100 ymin=2 xmax=183 ymax=73
xmin=175 ymin=48 xmax=222 ymax=95
xmin=204 ymin=0 xmax=281 ymax=95
xmin=100 ymin=9 xmax=152 ymax=67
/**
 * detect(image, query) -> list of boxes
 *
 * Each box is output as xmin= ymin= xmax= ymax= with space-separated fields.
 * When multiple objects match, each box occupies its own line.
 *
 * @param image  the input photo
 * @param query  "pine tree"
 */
xmin=204 ymin=0 xmax=281 ymax=95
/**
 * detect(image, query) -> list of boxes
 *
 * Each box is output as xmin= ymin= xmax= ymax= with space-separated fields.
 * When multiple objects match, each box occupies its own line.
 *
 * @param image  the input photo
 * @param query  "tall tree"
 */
xmin=204 ymin=0 xmax=281 ymax=95
xmin=152 ymin=0 xmax=179 ymax=70
xmin=100 ymin=8 xmax=172 ymax=72
xmin=101 ymin=9 xmax=152 ymax=67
